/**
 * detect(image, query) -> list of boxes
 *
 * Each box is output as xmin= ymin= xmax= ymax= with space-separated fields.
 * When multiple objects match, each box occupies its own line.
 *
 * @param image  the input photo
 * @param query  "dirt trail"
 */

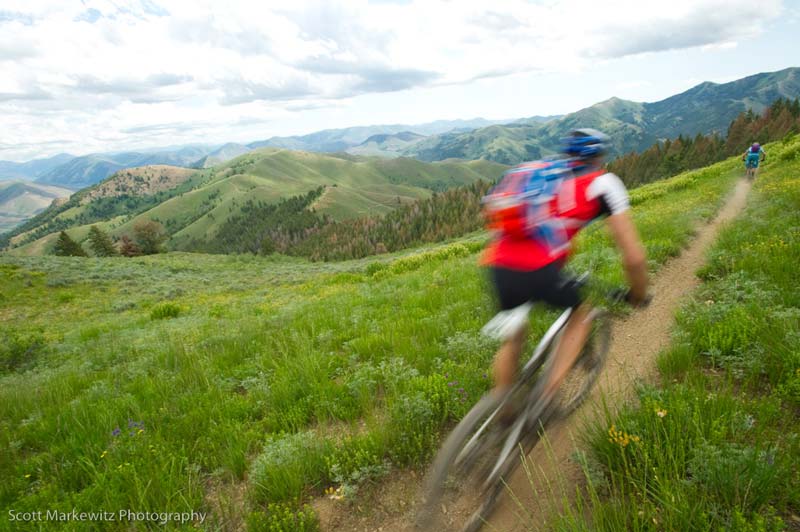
xmin=317 ymin=178 xmax=752 ymax=532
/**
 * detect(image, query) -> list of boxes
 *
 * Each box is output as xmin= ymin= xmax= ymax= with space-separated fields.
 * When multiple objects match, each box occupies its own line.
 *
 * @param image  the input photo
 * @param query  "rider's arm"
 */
xmin=586 ymin=172 xmax=649 ymax=304
xmin=606 ymin=212 xmax=649 ymax=304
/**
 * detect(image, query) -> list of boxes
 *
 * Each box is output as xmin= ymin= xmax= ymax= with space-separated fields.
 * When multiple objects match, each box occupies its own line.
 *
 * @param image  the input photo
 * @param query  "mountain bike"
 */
xmin=415 ymin=275 xmax=647 ymax=532
xmin=745 ymin=161 xmax=757 ymax=180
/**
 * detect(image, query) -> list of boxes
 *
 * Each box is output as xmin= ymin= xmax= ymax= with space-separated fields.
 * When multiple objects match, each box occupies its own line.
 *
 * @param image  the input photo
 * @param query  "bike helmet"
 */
xmin=751 ymin=142 xmax=761 ymax=152
xmin=562 ymin=128 xmax=610 ymax=159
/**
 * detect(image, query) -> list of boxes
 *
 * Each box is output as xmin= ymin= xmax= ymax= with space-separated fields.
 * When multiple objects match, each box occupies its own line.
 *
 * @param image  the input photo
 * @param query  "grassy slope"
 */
xmin=0 ymin=155 xmax=743 ymax=529
xmin=10 ymin=150 xmax=505 ymax=255
xmin=555 ymin=137 xmax=800 ymax=531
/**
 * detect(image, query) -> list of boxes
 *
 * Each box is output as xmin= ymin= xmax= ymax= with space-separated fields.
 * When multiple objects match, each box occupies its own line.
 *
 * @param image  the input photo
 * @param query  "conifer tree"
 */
xmin=88 ymin=225 xmax=118 ymax=257
xmin=53 ymin=231 xmax=87 ymax=257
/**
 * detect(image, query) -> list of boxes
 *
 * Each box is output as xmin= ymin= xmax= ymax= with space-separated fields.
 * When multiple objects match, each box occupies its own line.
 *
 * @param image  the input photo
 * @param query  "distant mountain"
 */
xmin=346 ymin=131 xmax=426 ymax=157
xmin=0 ymin=181 xmax=72 ymax=233
xmin=404 ymin=67 xmax=800 ymax=164
xmin=248 ymin=118 xmax=508 ymax=153
xmin=5 ymin=149 xmax=505 ymax=255
xmin=35 ymin=147 xmax=209 ymax=189
xmin=192 ymin=143 xmax=253 ymax=168
xmin=0 ymin=153 xmax=75 ymax=182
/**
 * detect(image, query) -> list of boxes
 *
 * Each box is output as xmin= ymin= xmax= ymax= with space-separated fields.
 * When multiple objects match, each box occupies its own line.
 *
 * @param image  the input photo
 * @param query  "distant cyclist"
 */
xmin=742 ymin=142 xmax=766 ymax=180
xmin=481 ymin=129 xmax=649 ymax=408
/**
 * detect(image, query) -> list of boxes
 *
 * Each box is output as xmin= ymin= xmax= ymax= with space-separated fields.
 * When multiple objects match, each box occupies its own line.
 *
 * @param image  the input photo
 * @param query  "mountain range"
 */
xmin=403 ymin=67 xmax=800 ymax=164
xmin=1 ymin=67 xmax=798 ymax=242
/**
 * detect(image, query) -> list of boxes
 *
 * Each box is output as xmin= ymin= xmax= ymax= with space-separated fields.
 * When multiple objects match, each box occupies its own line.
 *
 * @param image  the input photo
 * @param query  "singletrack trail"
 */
xmin=316 ymin=178 xmax=751 ymax=532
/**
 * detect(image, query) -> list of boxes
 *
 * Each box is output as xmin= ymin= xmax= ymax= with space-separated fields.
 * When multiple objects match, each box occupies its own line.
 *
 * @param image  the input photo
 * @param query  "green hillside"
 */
xmin=5 ymin=149 xmax=505 ymax=255
xmin=0 ymin=181 xmax=72 ymax=233
xmin=406 ymin=67 xmax=800 ymax=164
xmin=2 ymin=140 xmax=774 ymax=528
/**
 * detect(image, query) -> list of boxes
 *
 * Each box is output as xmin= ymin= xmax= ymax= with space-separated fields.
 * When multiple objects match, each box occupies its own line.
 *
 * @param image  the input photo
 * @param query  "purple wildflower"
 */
xmin=112 ymin=427 xmax=121 ymax=437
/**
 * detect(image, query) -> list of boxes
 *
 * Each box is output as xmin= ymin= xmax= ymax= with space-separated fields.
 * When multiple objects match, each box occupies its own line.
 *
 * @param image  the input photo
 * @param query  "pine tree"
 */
xmin=88 ymin=226 xmax=118 ymax=257
xmin=53 ymin=231 xmax=87 ymax=257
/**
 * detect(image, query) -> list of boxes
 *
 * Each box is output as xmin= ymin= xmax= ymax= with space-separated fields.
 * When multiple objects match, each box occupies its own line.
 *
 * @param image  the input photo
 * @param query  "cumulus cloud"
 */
xmin=0 ymin=0 xmax=786 ymax=160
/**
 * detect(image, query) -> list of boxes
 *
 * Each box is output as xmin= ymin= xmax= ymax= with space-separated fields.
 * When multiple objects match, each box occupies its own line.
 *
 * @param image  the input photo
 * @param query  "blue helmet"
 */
xmin=561 ymin=128 xmax=610 ymax=159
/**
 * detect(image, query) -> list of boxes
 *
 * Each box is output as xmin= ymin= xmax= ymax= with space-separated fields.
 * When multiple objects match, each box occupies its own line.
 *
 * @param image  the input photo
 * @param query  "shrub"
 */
xmin=249 ymin=432 xmax=332 ymax=504
xmin=0 ymin=330 xmax=46 ymax=373
xmin=150 ymin=302 xmax=182 ymax=320
xmin=246 ymin=503 xmax=319 ymax=532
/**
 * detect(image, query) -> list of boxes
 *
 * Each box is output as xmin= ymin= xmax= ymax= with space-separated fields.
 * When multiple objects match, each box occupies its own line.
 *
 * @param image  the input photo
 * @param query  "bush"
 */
xmin=249 ymin=432 xmax=332 ymax=504
xmin=246 ymin=503 xmax=319 ymax=532
xmin=150 ymin=302 xmax=182 ymax=320
xmin=0 ymin=330 xmax=46 ymax=373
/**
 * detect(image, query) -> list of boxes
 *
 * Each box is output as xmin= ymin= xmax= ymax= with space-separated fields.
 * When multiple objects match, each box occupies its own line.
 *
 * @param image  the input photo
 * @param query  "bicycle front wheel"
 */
xmin=416 ymin=393 xmax=512 ymax=532
xmin=552 ymin=309 xmax=611 ymax=419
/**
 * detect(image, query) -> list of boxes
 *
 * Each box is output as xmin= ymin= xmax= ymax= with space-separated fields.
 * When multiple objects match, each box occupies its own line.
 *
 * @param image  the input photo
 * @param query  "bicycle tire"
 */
xmin=552 ymin=309 xmax=611 ymax=419
xmin=416 ymin=393 xmax=512 ymax=531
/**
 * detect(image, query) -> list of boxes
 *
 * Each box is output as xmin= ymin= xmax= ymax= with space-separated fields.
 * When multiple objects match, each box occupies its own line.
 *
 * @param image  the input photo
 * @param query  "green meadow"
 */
xmin=1 ymin=152 xmax=746 ymax=530
xmin=554 ymin=136 xmax=800 ymax=531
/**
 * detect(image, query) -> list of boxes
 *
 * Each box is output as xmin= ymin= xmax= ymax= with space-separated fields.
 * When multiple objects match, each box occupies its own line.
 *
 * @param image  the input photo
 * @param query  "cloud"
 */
xmin=68 ymin=73 xmax=193 ymax=101
xmin=0 ymin=0 xmax=787 ymax=161
xmin=588 ymin=0 xmax=779 ymax=58
xmin=74 ymin=8 xmax=103 ymax=24
xmin=218 ymin=77 xmax=317 ymax=105
xmin=0 ymin=88 xmax=52 ymax=102
xmin=0 ymin=10 xmax=34 ymax=25
xmin=350 ymin=68 xmax=440 ymax=93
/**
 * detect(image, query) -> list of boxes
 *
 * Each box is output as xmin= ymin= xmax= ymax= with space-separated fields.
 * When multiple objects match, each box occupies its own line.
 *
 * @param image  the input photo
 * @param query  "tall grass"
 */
xmin=0 ymin=156 xmax=742 ymax=530
xmin=551 ymin=136 xmax=800 ymax=531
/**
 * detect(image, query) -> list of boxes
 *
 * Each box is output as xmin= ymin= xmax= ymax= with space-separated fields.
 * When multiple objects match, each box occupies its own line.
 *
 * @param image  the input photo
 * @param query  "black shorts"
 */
xmin=489 ymin=262 xmax=582 ymax=310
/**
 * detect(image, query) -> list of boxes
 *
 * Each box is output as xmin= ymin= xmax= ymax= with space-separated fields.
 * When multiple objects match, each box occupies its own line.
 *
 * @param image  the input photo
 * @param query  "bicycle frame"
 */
xmin=455 ymin=306 xmax=574 ymax=487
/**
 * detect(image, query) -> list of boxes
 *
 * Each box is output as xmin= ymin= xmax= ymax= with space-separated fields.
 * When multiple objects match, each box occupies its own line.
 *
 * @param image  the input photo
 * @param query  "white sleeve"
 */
xmin=586 ymin=172 xmax=630 ymax=215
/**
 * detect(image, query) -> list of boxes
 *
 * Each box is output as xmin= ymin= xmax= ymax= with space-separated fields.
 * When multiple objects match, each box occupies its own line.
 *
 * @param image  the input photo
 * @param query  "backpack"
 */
xmin=746 ymin=150 xmax=760 ymax=166
xmin=482 ymin=157 xmax=572 ymax=240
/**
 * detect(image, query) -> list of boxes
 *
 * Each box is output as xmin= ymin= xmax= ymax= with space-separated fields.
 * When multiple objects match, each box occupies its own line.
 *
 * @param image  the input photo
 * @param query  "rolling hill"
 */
xmin=0 ymin=181 xmax=72 ymax=233
xmin=4 ymin=149 xmax=506 ymax=255
xmin=405 ymin=67 xmax=800 ymax=164
xmin=346 ymin=131 xmax=426 ymax=157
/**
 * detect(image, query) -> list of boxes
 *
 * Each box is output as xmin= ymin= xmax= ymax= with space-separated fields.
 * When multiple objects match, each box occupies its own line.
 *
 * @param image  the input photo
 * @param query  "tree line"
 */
xmin=608 ymin=97 xmax=800 ymax=185
xmin=53 ymin=220 xmax=167 ymax=257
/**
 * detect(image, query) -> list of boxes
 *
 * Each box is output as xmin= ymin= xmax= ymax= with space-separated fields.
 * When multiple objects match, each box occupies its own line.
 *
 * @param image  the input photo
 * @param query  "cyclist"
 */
xmin=482 ymin=129 xmax=649 ymax=408
xmin=742 ymin=142 xmax=766 ymax=179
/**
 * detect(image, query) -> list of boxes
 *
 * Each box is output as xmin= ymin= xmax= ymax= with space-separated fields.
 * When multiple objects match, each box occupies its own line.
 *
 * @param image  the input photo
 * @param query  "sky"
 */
xmin=0 ymin=0 xmax=798 ymax=162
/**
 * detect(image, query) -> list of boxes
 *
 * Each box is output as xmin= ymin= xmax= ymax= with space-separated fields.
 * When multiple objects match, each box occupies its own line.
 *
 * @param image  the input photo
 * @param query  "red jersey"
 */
xmin=482 ymin=170 xmax=630 ymax=270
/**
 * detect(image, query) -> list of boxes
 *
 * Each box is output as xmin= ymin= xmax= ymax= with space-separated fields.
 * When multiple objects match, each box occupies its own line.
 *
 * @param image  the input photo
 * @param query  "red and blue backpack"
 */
xmin=482 ymin=157 xmax=573 ymax=241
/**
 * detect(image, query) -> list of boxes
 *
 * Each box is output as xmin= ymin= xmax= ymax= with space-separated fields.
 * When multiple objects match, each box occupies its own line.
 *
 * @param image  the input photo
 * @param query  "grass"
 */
xmin=551 ymin=136 xmax=800 ymax=531
xmin=0 ymin=155 xmax=743 ymax=530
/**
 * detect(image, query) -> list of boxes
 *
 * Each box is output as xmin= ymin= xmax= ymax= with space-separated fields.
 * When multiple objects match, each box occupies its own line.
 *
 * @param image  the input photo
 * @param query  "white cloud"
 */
xmin=0 ymin=0 xmax=786 ymax=160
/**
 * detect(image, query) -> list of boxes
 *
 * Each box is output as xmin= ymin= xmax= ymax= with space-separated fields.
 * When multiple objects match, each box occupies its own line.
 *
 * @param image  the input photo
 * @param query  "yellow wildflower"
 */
xmin=656 ymin=409 xmax=667 ymax=418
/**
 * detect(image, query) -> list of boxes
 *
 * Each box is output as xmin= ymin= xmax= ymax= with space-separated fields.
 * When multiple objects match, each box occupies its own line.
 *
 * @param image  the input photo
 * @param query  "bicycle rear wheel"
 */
xmin=552 ymin=309 xmax=611 ymax=419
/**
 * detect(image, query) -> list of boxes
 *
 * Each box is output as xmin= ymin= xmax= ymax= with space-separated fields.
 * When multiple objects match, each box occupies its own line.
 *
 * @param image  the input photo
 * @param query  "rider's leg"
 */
xmin=543 ymin=302 xmax=593 ymax=398
xmin=492 ymin=324 xmax=527 ymax=395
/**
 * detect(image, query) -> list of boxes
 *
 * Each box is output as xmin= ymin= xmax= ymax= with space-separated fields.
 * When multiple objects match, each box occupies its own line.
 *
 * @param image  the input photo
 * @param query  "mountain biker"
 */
xmin=742 ymin=142 xmax=766 ymax=178
xmin=481 ymin=129 xmax=649 ymax=407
